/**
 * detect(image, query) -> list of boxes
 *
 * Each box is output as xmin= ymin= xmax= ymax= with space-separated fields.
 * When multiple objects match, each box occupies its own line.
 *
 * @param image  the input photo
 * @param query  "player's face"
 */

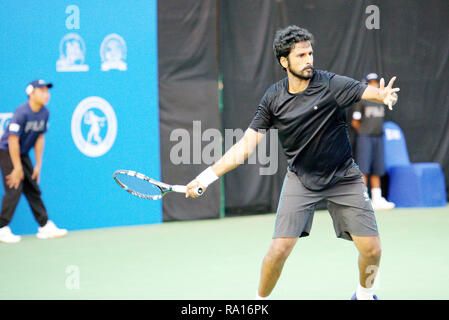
xmin=284 ymin=41 xmax=314 ymax=80
xmin=30 ymin=87 xmax=50 ymax=106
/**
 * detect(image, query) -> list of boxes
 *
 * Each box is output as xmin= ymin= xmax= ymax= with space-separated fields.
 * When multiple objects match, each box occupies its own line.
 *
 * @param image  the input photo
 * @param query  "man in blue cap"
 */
xmin=0 ymin=80 xmax=67 ymax=243
xmin=352 ymin=73 xmax=395 ymax=210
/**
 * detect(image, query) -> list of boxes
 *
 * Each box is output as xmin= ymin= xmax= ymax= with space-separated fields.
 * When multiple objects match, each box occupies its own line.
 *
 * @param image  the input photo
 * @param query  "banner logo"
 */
xmin=0 ymin=113 xmax=13 ymax=138
xmin=100 ymin=33 xmax=127 ymax=71
xmin=71 ymin=97 xmax=117 ymax=157
xmin=56 ymin=33 xmax=89 ymax=72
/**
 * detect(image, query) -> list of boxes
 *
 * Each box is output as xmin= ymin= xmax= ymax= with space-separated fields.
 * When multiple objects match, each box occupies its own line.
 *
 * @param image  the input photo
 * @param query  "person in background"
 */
xmin=352 ymin=73 xmax=395 ymax=210
xmin=0 ymin=80 xmax=68 ymax=243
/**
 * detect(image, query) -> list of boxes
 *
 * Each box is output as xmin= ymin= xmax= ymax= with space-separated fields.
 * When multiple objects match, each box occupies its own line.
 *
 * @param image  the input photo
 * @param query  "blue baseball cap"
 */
xmin=25 ymin=79 xmax=53 ymax=95
xmin=365 ymin=72 xmax=379 ymax=82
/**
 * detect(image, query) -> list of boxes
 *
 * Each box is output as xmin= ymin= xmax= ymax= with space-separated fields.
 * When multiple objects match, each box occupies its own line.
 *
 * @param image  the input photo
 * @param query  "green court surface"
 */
xmin=1 ymin=206 xmax=448 ymax=300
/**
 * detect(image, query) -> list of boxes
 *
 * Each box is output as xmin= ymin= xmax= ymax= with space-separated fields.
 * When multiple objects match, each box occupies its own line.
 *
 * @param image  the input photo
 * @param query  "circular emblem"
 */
xmin=71 ymin=96 xmax=117 ymax=157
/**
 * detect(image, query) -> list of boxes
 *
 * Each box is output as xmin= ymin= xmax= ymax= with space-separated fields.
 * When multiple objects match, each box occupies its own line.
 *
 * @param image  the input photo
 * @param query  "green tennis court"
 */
xmin=1 ymin=206 xmax=448 ymax=300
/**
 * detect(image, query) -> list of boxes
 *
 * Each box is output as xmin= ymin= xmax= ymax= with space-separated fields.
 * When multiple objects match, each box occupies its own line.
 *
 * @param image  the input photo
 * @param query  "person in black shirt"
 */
xmin=352 ymin=72 xmax=395 ymax=210
xmin=186 ymin=26 xmax=399 ymax=300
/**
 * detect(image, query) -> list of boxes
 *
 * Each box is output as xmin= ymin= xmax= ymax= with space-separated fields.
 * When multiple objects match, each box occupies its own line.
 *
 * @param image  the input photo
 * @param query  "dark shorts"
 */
xmin=273 ymin=165 xmax=379 ymax=241
xmin=355 ymin=135 xmax=385 ymax=176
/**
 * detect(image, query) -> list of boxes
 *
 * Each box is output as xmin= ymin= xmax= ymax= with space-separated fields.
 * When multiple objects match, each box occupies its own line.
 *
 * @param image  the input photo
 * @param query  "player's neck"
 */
xmin=287 ymin=74 xmax=311 ymax=94
xmin=28 ymin=99 xmax=44 ymax=113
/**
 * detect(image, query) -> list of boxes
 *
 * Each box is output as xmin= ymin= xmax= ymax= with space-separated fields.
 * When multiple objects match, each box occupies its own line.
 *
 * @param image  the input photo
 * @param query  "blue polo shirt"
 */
xmin=0 ymin=102 xmax=49 ymax=155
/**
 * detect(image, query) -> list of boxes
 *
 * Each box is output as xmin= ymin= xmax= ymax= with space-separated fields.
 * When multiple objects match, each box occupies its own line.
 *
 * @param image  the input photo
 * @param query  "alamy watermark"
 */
xmin=169 ymin=121 xmax=279 ymax=175
xmin=65 ymin=5 xmax=80 ymax=30
xmin=65 ymin=265 xmax=80 ymax=290
xmin=365 ymin=5 xmax=380 ymax=30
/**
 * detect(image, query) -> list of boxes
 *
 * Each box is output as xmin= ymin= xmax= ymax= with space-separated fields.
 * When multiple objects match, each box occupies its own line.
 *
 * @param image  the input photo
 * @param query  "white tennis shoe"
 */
xmin=372 ymin=197 xmax=395 ymax=210
xmin=0 ymin=226 xmax=21 ymax=243
xmin=36 ymin=220 xmax=68 ymax=239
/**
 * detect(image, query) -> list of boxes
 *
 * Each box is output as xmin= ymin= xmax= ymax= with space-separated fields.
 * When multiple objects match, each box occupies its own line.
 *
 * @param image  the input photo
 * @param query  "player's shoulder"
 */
xmin=261 ymin=77 xmax=287 ymax=103
xmin=267 ymin=77 xmax=287 ymax=95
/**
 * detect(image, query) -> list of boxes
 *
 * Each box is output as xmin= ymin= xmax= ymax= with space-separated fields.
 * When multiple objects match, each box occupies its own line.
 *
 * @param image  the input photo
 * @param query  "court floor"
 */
xmin=1 ymin=206 xmax=448 ymax=300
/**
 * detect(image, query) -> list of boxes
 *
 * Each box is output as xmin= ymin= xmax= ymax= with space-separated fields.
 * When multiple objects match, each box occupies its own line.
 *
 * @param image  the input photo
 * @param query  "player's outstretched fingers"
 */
xmin=379 ymin=78 xmax=385 ymax=90
xmin=387 ymin=76 xmax=397 ymax=88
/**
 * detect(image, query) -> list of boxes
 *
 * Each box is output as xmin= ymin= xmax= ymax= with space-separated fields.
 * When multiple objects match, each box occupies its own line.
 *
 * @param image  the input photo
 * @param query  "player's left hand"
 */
xmin=32 ymin=166 xmax=41 ymax=184
xmin=379 ymin=76 xmax=400 ymax=110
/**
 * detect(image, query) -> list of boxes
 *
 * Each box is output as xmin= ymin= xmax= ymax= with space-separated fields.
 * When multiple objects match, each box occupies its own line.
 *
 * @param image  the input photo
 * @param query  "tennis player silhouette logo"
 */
xmin=71 ymin=97 xmax=117 ymax=157
xmin=84 ymin=110 xmax=106 ymax=145
xmin=56 ymin=33 xmax=89 ymax=72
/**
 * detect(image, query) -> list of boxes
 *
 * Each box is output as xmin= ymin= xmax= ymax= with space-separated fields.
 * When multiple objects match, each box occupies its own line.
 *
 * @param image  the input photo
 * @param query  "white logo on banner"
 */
xmin=100 ymin=33 xmax=127 ymax=71
xmin=0 ymin=113 xmax=13 ymax=138
xmin=385 ymin=128 xmax=401 ymax=141
xmin=71 ymin=97 xmax=117 ymax=157
xmin=56 ymin=33 xmax=89 ymax=72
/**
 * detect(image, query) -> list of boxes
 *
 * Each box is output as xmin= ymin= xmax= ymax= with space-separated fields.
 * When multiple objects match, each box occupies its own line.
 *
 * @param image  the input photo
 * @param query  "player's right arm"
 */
xmin=185 ymin=128 xmax=265 ymax=198
xmin=7 ymin=135 xmax=24 ymax=189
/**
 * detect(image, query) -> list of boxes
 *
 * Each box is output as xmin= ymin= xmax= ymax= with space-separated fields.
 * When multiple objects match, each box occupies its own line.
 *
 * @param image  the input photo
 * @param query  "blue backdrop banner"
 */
xmin=0 ymin=1 xmax=161 ymax=235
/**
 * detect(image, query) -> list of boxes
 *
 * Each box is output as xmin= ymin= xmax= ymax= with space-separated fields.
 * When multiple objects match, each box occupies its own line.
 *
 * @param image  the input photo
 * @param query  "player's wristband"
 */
xmin=196 ymin=167 xmax=219 ymax=188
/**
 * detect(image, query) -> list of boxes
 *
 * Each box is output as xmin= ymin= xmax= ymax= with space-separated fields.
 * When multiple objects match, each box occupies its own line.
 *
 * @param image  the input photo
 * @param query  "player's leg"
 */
xmin=351 ymin=234 xmax=381 ymax=299
xmin=258 ymin=237 xmax=297 ymax=298
xmin=257 ymin=169 xmax=320 ymax=298
xmin=326 ymin=166 xmax=380 ymax=299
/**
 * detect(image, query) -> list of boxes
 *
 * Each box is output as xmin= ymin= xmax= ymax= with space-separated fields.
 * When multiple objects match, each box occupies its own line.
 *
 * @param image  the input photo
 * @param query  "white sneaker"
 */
xmin=36 ymin=220 xmax=68 ymax=239
xmin=372 ymin=197 xmax=395 ymax=210
xmin=0 ymin=226 xmax=21 ymax=243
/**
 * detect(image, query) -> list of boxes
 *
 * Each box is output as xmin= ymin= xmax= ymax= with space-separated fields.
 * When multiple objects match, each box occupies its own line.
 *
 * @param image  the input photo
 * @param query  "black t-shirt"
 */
xmin=249 ymin=69 xmax=367 ymax=191
xmin=352 ymin=100 xmax=385 ymax=136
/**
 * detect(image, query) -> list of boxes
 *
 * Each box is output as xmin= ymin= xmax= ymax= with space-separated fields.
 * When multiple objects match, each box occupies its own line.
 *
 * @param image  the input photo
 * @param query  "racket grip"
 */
xmin=173 ymin=185 xmax=203 ymax=197
xmin=194 ymin=187 xmax=203 ymax=196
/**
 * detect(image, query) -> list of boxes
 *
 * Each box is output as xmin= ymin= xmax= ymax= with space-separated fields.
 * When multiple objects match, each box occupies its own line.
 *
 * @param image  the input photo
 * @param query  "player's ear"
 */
xmin=280 ymin=56 xmax=288 ymax=70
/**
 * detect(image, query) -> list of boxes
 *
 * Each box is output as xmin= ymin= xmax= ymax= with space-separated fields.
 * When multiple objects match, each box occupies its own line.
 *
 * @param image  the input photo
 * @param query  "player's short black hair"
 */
xmin=273 ymin=25 xmax=314 ymax=70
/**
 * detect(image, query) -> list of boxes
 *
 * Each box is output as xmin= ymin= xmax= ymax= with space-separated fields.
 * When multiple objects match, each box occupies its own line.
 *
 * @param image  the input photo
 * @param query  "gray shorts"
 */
xmin=274 ymin=166 xmax=379 ymax=241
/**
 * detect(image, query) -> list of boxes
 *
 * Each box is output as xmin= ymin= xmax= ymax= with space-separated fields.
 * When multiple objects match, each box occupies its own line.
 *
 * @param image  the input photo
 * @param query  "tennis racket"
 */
xmin=113 ymin=170 xmax=203 ymax=200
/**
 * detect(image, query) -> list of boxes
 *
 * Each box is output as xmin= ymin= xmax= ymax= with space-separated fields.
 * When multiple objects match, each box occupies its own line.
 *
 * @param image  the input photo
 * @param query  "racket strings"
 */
xmin=116 ymin=173 xmax=163 ymax=197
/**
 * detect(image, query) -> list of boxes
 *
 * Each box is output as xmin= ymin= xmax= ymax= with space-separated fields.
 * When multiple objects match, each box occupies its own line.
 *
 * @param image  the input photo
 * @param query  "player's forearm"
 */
xmin=194 ymin=128 xmax=263 ymax=189
xmin=34 ymin=135 xmax=45 ymax=168
xmin=211 ymin=135 xmax=256 ymax=177
xmin=8 ymin=136 xmax=22 ymax=170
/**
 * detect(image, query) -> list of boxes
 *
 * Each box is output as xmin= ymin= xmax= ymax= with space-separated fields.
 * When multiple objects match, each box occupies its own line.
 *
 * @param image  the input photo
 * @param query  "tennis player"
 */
xmin=0 ymin=80 xmax=67 ymax=243
xmin=186 ymin=26 xmax=399 ymax=300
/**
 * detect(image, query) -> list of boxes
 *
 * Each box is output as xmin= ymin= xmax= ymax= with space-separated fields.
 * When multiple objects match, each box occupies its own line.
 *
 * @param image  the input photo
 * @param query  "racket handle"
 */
xmin=194 ymin=187 xmax=203 ymax=196
xmin=172 ymin=185 xmax=203 ymax=197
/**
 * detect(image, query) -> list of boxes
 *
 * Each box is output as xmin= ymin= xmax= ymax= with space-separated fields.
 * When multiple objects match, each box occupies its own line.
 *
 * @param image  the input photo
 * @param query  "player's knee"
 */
xmin=362 ymin=244 xmax=382 ymax=260
xmin=268 ymin=242 xmax=294 ymax=261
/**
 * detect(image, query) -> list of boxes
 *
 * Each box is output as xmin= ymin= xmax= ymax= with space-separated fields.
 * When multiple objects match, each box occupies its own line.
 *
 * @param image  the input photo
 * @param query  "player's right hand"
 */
xmin=6 ymin=167 xmax=24 ymax=190
xmin=186 ymin=179 xmax=206 ymax=199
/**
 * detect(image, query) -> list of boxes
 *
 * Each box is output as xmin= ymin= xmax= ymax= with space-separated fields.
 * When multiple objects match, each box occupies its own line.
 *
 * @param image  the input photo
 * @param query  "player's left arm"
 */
xmin=32 ymin=134 xmax=45 ymax=183
xmin=361 ymin=76 xmax=400 ymax=110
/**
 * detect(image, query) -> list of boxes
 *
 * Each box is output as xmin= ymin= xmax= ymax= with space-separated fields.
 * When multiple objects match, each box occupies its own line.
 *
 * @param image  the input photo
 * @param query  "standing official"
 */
xmin=352 ymin=73 xmax=395 ymax=210
xmin=0 ymin=80 xmax=67 ymax=243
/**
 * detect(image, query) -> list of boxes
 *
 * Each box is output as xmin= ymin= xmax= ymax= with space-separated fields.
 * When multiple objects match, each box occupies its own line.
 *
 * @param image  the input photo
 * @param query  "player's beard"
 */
xmin=288 ymin=64 xmax=314 ymax=80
